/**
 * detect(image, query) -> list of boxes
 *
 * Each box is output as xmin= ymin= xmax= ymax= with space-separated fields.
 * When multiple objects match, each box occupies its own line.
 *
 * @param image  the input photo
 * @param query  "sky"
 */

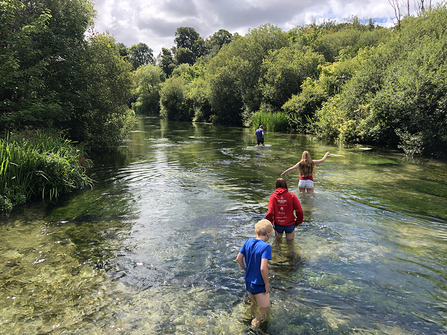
xmin=91 ymin=0 xmax=443 ymax=56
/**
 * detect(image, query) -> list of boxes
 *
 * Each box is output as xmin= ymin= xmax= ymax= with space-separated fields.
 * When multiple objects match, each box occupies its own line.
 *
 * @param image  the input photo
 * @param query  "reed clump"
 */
xmin=251 ymin=112 xmax=289 ymax=132
xmin=1 ymin=128 xmax=93 ymax=212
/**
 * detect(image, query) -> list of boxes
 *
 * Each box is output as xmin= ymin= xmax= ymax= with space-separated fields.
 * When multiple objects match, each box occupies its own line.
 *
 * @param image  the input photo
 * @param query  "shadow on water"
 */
xmin=1 ymin=116 xmax=447 ymax=334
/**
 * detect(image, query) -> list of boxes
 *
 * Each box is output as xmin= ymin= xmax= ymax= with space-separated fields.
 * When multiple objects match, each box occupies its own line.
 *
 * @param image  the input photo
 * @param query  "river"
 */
xmin=1 ymin=116 xmax=447 ymax=334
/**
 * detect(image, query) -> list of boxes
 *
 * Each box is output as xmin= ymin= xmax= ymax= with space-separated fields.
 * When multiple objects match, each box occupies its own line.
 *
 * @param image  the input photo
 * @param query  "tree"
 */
xmin=0 ymin=0 xmax=95 ymax=133
xmin=132 ymin=64 xmax=166 ymax=114
xmin=128 ymin=43 xmax=154 ymax=70
xmin=77 ymin=33 xmax=135 ymax=148
xmin=174 ymin=27 xmax=206 ymax=62
xmin=175 ymin=27 xmax=199 ymax=50
xmin=206 ymin=24 xmax=289 ymax=124
xmin=175 ymin=47 xmax=194 ymax=65
xmin=206 ymin=29 xmax=233 ymax=57
xmin=282 ymin=78 xmax=328 ymax=132
xmin=159 ymin=76 xmax=193 ymax=121
xmin=116 ymin=42 xmax=128 ymax=58
xmin=259 ymin=47 xmax=325 ymax=112
xmin=158 ymin=47 xmax=175 ymax=77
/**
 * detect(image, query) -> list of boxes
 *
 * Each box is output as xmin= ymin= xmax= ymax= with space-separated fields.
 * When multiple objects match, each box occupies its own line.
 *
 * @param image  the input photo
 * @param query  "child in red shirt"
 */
xmin=266 ymin=178 xmax=303 ymax=240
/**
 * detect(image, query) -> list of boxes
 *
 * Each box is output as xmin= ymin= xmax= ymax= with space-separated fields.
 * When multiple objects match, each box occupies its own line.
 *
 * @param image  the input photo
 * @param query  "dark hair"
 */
xmin=276 ymin=178 xmax=287 ymax=189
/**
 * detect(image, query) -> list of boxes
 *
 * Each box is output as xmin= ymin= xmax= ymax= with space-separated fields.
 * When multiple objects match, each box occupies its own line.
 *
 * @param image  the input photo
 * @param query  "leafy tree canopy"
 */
xmin=128 ymin=42 xmax=154 ymax=70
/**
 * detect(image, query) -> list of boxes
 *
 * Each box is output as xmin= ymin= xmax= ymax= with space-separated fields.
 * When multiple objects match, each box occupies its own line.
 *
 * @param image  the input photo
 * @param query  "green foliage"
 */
xmin=174 ymin=27 xmax=206 ymax=63
xmin=0 ymin=129 xmax=93 ymax=212
xmin=291 ymin=17 xmax=391 ymax=63
xmin=1 ymin=0 xmax=134 ymax=151
xmin=205 ymin=29 xmax=233 ymax=58
xmin=77 ymin=33 xmax=135 ymax=149
xmin=395 ymin=128 xmax=424 ymax=155
xmin=282 ymin=78 xmax=328 ymax=132
xmin=190 ymin=76 xmax=212 ymax=123
xmin=116 ymin=42 xmax=128 ymax=58
xmin=205 ymin=24 xmax=289 ymax=125
xmin=159 ymin=77 xmax=193 ymax=121
xmin=259 ymin=47 xmax=325 ymax=112
xmin=318 ymin=60 xmax=358 ymax=96
xmin=158 ymin=47 xmax=175 ymax=77
xmin=207 ymin=56 xmax=248 ymax=125
xmin=0 ymin=0 xmax=90 ymax=132
xmin=132 ymin=64 xmax=166 ymax=114
xmin=128 ymin=43 xmax=154 ymax=70
xmin=315 ymin=5 xmax=447 ymax=157
xmin=175 ymin=47 xmax=195 ymax=65
xmin=251 ymin=112 xmax=289 ymax=132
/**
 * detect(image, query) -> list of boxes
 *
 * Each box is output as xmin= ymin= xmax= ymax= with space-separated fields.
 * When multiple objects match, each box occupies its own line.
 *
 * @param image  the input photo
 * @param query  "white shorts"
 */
xmin=298 ymin=179 xmax=314 ymax=189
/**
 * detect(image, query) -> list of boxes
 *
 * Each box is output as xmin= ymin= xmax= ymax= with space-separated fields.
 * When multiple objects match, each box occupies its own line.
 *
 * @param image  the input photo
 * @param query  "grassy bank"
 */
xmin=1 ymin=129 xmax=93 ymax=212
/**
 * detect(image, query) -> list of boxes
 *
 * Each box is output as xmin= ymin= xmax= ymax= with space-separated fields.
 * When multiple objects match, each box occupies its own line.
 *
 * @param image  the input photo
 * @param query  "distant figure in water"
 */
xmin=236 ymin=219 xmax=273 ymax=329
xmin=255 ymin=125 xmax=264 ymax=147
xmin=281 ymin=151 xmax=330 ymax=193
xmin=266 ymin=178 xmax=303 ymax=240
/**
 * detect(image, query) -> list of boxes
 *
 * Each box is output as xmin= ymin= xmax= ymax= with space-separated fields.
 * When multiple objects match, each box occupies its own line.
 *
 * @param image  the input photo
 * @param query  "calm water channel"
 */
xmin=1 ymin=116 xmax=447 ymax=334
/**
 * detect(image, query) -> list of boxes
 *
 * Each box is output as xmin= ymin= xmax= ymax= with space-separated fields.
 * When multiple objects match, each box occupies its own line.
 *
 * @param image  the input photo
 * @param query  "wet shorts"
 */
xmin=273 ymin=223 xmax=295 ymax=234
xmin=298 ymin=179 xmax=314 ymax=189
xmin=245 ymin=281 xmax=266 ymax=295
xmin=257 ymin=139 xmax=264 ymax=145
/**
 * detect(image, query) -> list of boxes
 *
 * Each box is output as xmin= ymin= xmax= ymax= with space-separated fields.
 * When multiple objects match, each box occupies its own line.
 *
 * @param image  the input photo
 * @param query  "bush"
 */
xmin=159 ymin=76 xmax=193 ymax=121
xmin=282 ymin=78 xmax=328 ymax=132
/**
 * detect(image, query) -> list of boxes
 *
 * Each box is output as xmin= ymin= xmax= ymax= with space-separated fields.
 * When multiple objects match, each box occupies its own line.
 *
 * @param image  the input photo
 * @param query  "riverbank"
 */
xmin=0 ymin=129 xmax=93 ymax=212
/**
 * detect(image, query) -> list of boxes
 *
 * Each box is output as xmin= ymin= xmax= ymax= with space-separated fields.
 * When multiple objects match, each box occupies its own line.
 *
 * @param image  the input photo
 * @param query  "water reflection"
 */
xmin=1 ymin=116 xmax=447 ymax=334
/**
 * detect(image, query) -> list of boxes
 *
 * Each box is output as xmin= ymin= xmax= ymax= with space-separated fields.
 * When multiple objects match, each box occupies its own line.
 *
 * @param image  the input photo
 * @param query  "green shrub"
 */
xmin=282 ymin=78 xmax=328 ymax=132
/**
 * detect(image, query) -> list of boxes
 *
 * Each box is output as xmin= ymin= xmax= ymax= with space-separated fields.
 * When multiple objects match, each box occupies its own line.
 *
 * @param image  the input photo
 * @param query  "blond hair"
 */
xmin=255 ymin=219 xmax=273 ymax=236
xmin=298 ymin=151 xmax=315 ymax=177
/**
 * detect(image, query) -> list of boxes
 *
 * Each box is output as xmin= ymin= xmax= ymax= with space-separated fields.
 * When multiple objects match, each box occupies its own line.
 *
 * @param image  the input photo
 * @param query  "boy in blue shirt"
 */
xmin=236 ymin=219 xmax=273 ymax=329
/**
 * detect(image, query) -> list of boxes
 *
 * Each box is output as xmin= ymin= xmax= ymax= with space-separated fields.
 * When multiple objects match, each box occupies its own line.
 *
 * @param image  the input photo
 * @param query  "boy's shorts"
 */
xmin=245 ymin=281 xmax=266 ymax=295
xmin=298 ymin=179 xmax=314 ymax=189
xmin=257 ymin=139 xmax=264 ymax=145
xmin=273 ymin=223 xmax=295 ymax=234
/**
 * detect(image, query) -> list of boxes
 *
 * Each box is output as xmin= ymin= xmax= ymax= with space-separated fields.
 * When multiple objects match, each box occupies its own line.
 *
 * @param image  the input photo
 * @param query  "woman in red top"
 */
xmin=266 ymin=178 xmax=303 ymax=240
xmin=281 ymin=151 xmax=330 ymax=193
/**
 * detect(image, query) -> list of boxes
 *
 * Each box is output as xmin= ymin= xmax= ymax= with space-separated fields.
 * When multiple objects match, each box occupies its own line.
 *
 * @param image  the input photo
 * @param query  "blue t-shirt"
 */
xmin=255 ymin=128 xmax=264 ymax=141
xmin=239 ymin=238 xmax=272 ymax=285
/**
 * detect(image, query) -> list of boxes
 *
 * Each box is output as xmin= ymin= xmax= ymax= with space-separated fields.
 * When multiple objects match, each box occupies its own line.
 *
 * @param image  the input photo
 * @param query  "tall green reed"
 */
xmin=1 ymin=129 xmax=94 ymax=212
xmin=251 ymin=111 xmax=289 ymax=132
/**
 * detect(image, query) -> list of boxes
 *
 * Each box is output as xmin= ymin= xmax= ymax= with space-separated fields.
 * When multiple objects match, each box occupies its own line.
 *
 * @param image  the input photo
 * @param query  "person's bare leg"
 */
xmin=307 ymin=187 xmax=314 ymax=193
xmin=285 ymin=229 xmax=295 ymax=240
xmin=251 ymin=292 xmax=270 ymax=329
xmin=274 ymin=230 xmax=283 ymax=239
xmin=299 ymin=187 xmax=306 ymax=193
xmin=247 ymin=292 xmax=258 ymax=317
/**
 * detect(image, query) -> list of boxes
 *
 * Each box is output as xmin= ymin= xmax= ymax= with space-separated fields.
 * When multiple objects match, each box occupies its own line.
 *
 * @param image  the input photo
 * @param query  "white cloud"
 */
xmin=92 ymin=0 xmax=444 ymax=55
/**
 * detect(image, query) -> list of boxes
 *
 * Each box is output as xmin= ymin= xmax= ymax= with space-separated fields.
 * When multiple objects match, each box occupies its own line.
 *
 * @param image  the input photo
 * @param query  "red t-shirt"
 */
xmin=265 ymin=188 xmax=303 ymax=226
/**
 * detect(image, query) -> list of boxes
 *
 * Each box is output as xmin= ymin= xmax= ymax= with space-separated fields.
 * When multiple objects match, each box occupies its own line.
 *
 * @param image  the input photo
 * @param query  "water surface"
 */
xmin=1 ymin=116 xmax=447 ymax=334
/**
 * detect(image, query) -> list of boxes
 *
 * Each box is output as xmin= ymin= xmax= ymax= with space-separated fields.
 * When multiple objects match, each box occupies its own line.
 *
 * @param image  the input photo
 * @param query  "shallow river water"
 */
xmin=1 ymin=116 xmax=447 ymax=334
